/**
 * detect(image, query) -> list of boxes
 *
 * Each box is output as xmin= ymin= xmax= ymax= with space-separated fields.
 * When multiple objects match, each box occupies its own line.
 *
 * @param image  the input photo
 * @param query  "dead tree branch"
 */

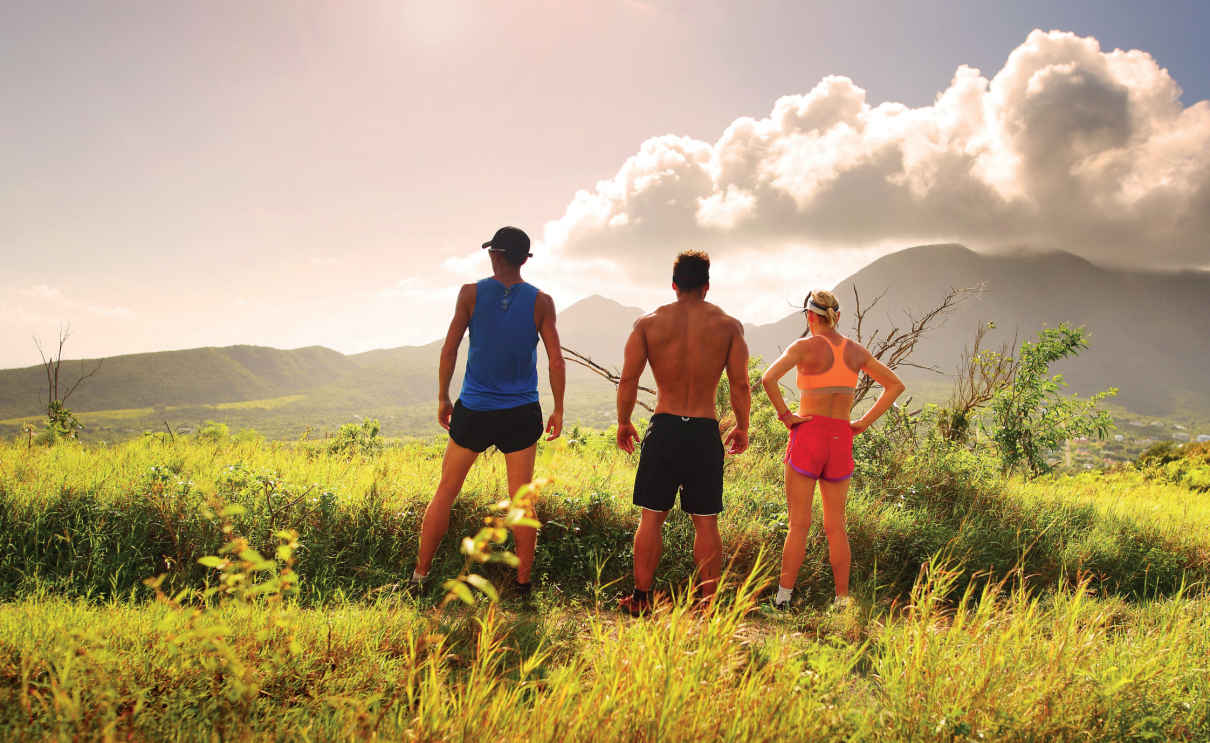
xmin=561 ymin=346 xmax=655 ymax=413
xmin=950 ymin=321 xmax=1018 ymax=415
xmin=33 ymin=326 xmax=103 ymax=406
xmin=848 ymin=283 xmax=983 ymax=409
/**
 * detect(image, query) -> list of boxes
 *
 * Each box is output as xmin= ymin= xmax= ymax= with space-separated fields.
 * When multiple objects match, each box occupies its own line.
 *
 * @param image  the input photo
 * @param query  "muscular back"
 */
xmin=633 ymin=299 xmax=745 ymax=419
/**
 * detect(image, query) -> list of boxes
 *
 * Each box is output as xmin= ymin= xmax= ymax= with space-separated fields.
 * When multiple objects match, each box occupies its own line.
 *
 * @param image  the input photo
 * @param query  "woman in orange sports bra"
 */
xmin=760 ymin=289 xmax=905 ymax=609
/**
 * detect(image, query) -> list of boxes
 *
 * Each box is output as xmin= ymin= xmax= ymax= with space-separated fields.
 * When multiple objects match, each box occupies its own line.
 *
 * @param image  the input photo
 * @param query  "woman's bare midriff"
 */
xmin=797 ymin=389 xmax=854 ymax=420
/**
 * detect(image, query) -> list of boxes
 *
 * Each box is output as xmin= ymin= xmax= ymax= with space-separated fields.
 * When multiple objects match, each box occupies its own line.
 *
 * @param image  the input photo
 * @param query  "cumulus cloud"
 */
xmin=541 ymin=30 xmax=1210 ymax=273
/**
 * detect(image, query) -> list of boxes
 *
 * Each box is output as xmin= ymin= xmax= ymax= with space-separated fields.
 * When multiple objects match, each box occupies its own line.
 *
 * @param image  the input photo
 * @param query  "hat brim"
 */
xmin=482 ymin=242 xmax=533 ymax=258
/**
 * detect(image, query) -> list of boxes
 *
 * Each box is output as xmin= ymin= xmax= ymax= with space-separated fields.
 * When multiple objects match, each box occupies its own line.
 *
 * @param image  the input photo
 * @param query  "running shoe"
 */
xmin=618 ymin=594 xmax=652 ymax=617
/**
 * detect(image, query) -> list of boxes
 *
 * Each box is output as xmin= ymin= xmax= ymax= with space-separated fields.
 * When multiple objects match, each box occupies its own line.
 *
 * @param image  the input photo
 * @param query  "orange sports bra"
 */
xmin=797 ymin=336 xmax=859 ymax=394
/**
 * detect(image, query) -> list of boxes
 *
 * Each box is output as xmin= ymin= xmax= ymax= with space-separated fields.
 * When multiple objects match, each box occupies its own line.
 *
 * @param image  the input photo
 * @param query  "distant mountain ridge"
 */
xmin=1 ymin=244 xmax=1207 ymax=438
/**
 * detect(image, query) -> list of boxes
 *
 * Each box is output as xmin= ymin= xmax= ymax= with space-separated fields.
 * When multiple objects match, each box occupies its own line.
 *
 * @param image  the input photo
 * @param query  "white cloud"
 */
xmin=540 ymin=30 xmax=1210 ymax=275
xmin=18 ymin=284 xmax=136 ymax=319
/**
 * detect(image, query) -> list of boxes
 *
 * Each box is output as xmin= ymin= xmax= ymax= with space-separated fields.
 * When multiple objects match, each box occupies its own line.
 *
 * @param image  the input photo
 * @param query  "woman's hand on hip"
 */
xmin=783 ymin=413 xmax=813 ymax=429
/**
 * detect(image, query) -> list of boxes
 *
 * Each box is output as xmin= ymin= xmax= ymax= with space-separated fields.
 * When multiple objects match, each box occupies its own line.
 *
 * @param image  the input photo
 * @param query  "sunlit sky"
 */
xmin=3 ymin=0 xmax=1208 ymax=368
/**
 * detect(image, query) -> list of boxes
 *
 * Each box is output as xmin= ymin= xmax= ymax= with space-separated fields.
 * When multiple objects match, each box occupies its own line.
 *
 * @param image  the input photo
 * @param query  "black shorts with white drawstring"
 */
xmin=632 ymin=414 xmax=724 ymax=515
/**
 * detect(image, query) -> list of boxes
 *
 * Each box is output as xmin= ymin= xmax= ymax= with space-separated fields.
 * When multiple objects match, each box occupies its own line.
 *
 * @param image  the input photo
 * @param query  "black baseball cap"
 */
xmin=481 ymin=226 xmax=532 ymax=263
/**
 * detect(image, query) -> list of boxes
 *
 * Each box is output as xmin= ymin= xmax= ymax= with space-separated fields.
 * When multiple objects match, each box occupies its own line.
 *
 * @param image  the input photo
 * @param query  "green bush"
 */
xmin=1138 ymin=441 xmax=1210 ymax=492
xmin=196 ymin=421 xmax=230 ymax=443
xmin=327 ymin=419 xmax=383 ymax=458
xmin=232 ymin=428 xmax=265 ymax=445
xmin=987 ymin=324 xmax=1116 ymax=477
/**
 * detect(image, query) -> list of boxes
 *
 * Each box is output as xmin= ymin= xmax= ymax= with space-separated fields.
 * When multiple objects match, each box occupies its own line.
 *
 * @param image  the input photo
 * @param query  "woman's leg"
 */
xmin=779 ymin=462 xmax=817 ymax=591
xmin=818 ymin=477 xmax=852 ymax=597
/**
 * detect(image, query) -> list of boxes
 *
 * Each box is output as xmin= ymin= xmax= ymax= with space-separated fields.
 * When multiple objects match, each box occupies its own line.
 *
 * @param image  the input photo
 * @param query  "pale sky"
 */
xmin=3 ymin=1 xmax=1208 ymax=369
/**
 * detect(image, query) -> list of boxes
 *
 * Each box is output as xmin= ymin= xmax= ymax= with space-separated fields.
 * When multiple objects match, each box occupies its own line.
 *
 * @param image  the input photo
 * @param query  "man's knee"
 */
xmin=690 ymin=515 xmax=720 ymax=537
xmin=429 ymin=483 xmax=460 ymax=510
xmin=640 ymin=508 xmax=670 ymax=529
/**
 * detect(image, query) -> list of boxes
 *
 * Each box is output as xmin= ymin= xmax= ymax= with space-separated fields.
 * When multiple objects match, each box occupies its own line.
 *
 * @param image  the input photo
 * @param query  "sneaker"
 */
xmin=831 ymin=595 xmax=854 ymax=611
xmin=514 ymin=580 xmax=533 ymax=600
xmin=759 ymin=597 xmax=791 ymax=615
xmin=402 ymin=573 xmax=427 ymax=597
xmin=618 ymin=594 xmax=652 ymax=617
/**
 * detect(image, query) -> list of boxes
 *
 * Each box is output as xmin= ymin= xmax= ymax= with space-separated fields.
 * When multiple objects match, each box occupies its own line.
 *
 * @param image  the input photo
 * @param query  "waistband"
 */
xmin=651 ymin=413 xmax=719 ymax=428
xmin=799 ymin=415 xmax=851 ymax=427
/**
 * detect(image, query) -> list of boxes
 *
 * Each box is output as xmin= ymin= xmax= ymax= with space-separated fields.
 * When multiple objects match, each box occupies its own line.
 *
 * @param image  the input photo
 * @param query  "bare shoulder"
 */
xmin=632 ymin=309 xmax=658 ymax=332
xmin=535 ymin=291 xmax=556 ymax=312
xmin=641 ymin=302 xmax=676 ymax=328
xmin=788 ymin=336 xmax=816 ymax=352
xmin=842 ymin=335 xmax=873 ymax=366
xmin=706 ymin=302 xmax=744 ymax=336
xmin=787 ymin=335 xmax=820 ymax=359
xmin=650 ymin=301 xmax=678 ymax=317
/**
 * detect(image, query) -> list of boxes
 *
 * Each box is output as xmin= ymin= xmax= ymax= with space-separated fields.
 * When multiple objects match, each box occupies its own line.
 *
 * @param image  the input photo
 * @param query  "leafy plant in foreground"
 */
xmin=443 ymin=479 xmax=546 ymax=606
xmin=141 ymin=502 xmax=303 ymax=716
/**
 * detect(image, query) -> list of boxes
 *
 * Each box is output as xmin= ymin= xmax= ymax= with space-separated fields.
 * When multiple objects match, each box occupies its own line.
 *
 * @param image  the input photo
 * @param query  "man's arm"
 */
xmin=437 ymin=284 xmax=475 ymax=429
xmin=616 ymin=318 xmax=649 ymax=453
xmin=723 ymin=320 xmax=751 ymax=455
xmin=536 ymin=292 xmax=565 ymax=440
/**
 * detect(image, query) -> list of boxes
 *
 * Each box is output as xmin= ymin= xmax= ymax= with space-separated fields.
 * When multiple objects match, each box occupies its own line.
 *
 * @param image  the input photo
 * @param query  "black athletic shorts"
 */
xmin=449 ymin=400 xmax=543 ymax=454
xmin=632 ymin=414 xmax=725 ymax=515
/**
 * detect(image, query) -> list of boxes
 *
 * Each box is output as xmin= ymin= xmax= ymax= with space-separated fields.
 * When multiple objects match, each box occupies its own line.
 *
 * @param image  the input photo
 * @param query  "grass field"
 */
xmin=0 ymin=430 xmax=1207 ymax=740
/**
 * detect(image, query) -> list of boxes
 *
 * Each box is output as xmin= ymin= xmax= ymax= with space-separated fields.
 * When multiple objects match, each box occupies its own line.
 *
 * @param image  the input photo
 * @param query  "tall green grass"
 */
xmin=0 ymin=561 xmax=1205 ymax=741
xmin=1 ymin=434 xmax=1209 ymax=740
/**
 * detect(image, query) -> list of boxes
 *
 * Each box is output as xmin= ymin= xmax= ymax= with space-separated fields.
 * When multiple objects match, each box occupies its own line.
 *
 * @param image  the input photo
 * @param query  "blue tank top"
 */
xmin=459 ymin=277 xmax=541 ymax=411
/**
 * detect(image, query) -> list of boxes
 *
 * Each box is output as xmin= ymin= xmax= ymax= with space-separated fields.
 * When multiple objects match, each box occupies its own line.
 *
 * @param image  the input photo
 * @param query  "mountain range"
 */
xmin=2 ymin=244 xmax=1207 ymax=440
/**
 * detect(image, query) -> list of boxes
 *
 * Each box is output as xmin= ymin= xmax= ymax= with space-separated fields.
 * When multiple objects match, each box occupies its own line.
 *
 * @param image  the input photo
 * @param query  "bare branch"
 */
xmin=561 ymin=346 xmax=655 ymax=413
xmin=949 ymin=322 xmax=1018 ymax=415
xmin=61 ymin=358 xmax=103 ymax=405
xmin=53 ymin=325 xmax=69 ymax=404
xmin=34 ymin=336 xmax=53 ymax=408
xmin=848 ymin=284 xmax=982 ymax=409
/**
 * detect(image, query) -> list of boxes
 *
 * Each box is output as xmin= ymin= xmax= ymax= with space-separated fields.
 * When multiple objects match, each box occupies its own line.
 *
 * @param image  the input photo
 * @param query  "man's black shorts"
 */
xmin=449 ymin=400 xmax=543 ymax=454
xmin=632 ymin=414 xmax=724 ymax=515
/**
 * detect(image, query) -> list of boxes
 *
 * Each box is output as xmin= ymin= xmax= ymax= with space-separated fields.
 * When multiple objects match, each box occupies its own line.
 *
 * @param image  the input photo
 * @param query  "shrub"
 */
xmin=196 ymin=421 xmax=230 ymax=443
xmin=1138 ymin=441 xmax=1210 ymax=492
xmin=232 ymin=428 xmax=264 ymax=445
xmin=987 ymin=324 xmax=1116 ymax=478
xmin=327 ymin=419 xmax=383 ymax=458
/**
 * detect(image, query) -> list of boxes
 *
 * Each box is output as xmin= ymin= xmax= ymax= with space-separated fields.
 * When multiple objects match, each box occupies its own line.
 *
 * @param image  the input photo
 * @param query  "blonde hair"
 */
xmin=803 ymin=289 xmax=840 ymax=329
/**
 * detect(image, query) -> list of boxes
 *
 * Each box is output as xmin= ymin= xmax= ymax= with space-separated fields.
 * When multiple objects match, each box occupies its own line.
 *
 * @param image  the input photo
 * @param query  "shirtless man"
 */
xmin=616 ymin=250 xmax=751 ymax=615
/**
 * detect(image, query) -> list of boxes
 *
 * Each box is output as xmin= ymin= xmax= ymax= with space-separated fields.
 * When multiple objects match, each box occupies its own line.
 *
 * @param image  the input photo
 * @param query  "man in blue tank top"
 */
xmin=412 ymin=226 xmax=566 ymax=597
